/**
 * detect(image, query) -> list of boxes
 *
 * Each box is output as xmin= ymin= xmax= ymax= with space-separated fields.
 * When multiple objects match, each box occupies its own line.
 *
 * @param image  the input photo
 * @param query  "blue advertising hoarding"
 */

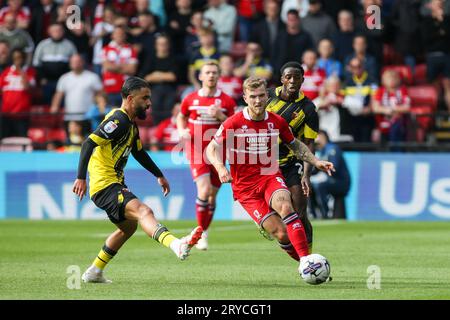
xmin=0 ymin=151 xmax=450 ymax=221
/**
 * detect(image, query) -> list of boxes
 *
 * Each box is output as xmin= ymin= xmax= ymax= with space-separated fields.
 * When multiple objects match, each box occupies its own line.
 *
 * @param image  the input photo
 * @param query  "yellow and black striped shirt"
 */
xmin=266 ymin=87 xmax=319 ymax=165
xmin=88 ymin=108 xmax=142 ymax=197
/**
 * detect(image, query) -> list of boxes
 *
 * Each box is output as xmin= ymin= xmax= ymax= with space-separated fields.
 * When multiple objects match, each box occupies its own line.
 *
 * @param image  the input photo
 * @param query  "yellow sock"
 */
xmin=92 ymin=245 xmax=116 ymax=270
xmin=153 ymin=224 xmax=177 ymax=248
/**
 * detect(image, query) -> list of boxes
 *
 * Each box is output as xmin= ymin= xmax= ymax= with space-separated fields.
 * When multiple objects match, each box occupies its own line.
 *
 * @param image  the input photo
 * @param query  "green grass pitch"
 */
xmin=1 ymin=219 xmax=449 ymax=300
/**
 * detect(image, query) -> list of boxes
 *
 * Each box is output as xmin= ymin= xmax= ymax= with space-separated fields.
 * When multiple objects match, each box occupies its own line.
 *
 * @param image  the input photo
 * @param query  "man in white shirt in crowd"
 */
xmin=50 ymin=53 xmax=103 ymax=135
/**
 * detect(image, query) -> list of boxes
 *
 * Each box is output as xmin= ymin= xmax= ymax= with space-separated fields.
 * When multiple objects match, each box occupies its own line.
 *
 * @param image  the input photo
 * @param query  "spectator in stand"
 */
xmin=203 ymin=0 xmax=237 ymax=53
xmin=233 ymin=42 xmax=273 ymax=82
xmin=65 ymin=20 xmax=91 ymax=64
xmin=250 ymin=0 xmax=285 ymax=68
xmin=29 ymin=0 xmax=58 ymax=44
xmin=317 ymin=38 xmax=342 ymax=78
xmin=0 ymin=40 xmax=11 ymax=74
xmin=310 ymin=130 xmax=351 ymax=219
xmin=301 ymin=0 xmax=337 ymax=48
xmin=85 ymin=91 xmax=112 ymax=131
xmin=167 ymin=0 xmax=193 ymax=58
xmin=32 ymin=22 xmax=77 ymax=105
xmin=281 ymin=0 xmax=309 ymax=22
xmin=273 ymin=9 xmax=313 ymax=80
xmin=313 ymin=76 xmax=353 ymax=142
xmin=390 ymin=0 xmax=422 ymax=72
xmin=90 ymin=5 xmax=116 ymax=76
xmin=421 ymin=0 xmax=450 ymax=112
xmin=130 ymin=0 xmax=159 ymax=28
xmin=217 ymin=54 xmax=243 ymax=103
xmin=235 ymin=0 xmax=264 ymax=42
xmin=332 ymin=10 xmax=356 ymax=64
xmin=151 ymin=103 xmax=181 ymax=152
xmin=319 ymin=0 xmax=359 ymax=24
xmin=184 ymin=10 xmax=212 ymax=59
xmin=130 ymin=10 xmax=160 ymax=68
xmin=301 ymin=49 xmax=326 ymax=101
xmin=50 ymin=54 xmax=103 ymax=136
xmin=0 ymin=48 xmax=36 ymax=138
xmin=372 ymin=70 xmax=411 ymax=144
xmin=341 ymin=57 xmax=378 ymax=142
xmin=87 ymin=0 xmax=107 ymax=28
xmin=101 ymin=26 xmax=138 ymax=107
xmin=139 ymin=33 xmax=178 ymax=125
xmin=344 ymin=35 xmax=378 ymax=82
xmin=0 ymin=0 xmax=31 ymax=30
xmin=0 ymin=12 xmax=34 ymax=65
xmin=64 ymin=120 xmax=85 ymax=152
xmin=188 ymin=27 xmax=220 ymax=90
xmin=354 ymin=0 xmax=385 ymax=67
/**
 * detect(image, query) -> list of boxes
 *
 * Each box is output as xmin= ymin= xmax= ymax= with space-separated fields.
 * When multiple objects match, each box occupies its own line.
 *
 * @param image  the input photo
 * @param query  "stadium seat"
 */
xmin=409 ymin=105 xmax=434 ymax=142
xmin=47 ymin=128 xmax=67 ymax=142
xmin=28 ymin=127 xmax=47 ymax=144
xmin=29 ymin=105 xmax=63 ymax=128
xmin=0 ymin=137 xmax=33 ymax=151
xmin=414 ymin=64 xmax=427 ymax=85
xmin=381 ymin=65 xmax=413 ymax=85
xmin=407 ymin=85 xmax=439 ymax=110
xmin=230 ymin=41 xmax=247 ymax=61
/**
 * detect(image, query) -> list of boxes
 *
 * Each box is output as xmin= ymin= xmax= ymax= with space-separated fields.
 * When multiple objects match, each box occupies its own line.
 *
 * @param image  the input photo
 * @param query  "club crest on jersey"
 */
xmin=241 ymin=125 xmax=248 ymax=132
xmin=267 ymin=122 xmax=274 ymax=131
xmin=104 ymin=121 xmax=118 ymax=133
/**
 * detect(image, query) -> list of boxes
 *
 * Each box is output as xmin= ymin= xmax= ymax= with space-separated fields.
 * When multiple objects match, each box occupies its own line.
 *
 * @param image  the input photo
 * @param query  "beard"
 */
xmin=136 ymin=107 xmax=147 ymax=120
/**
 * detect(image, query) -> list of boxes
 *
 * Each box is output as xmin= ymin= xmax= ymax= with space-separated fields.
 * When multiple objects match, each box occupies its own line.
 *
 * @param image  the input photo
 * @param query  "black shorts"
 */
xmin=280 ymin=159 xmax=304 ymax=188
xmin=91 ymin=183 xmax=137 ymax=224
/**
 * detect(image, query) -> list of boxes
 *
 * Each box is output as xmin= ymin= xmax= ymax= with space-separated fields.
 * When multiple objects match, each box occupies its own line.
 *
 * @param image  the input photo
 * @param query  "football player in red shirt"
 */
xmin=206 ymin=77 xmax=334 ymax=272
xmin=177 ymin=61 xmax=237 ymax=250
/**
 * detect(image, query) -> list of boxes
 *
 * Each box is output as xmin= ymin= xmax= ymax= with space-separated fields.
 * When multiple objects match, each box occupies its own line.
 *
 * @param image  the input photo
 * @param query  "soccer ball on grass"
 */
xmin=299 ymin=253 xmax=331 ymax=285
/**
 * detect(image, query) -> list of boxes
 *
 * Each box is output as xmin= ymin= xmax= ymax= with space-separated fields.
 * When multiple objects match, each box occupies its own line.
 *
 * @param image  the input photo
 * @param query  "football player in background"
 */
xmin=177 ymin=61 xmax=236 ymax=250
xmin=266 ymin=61 xmax=319 ymax=252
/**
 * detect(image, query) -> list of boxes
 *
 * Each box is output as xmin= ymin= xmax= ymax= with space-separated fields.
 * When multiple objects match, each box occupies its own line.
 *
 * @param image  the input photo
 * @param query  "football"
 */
xmin=299 ymin=254 xmax=331 ymax=285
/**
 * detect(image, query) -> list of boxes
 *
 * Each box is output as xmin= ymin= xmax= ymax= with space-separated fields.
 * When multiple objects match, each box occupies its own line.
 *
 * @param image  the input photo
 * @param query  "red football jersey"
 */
xmin=101 ymin=41 xmax=137 ymax=94
xmin=302 ymin=65 xmax=326 ymax=100
xmin=214 ymin=108 xmax=295 ymax=191
xmin=0 ymin=6 xmax=31 ymax=27
xmin=0 ymin=65 xmax=36 ymax=114
xmin=180 ymin=88 xmax=236 ymax=152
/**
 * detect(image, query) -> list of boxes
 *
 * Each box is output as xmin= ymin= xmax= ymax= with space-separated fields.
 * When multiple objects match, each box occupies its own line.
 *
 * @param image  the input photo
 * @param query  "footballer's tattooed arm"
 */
xmin=289 ymin=139 xmax=317 ymax=166
xmin=288 ymin=139 xmax=335 ymax=176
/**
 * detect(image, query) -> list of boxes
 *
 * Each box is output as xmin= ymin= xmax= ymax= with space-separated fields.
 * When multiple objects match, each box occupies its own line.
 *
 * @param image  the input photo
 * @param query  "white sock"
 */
xmin=89 ymin=265 xmax=102 ymax=274
xmin=169 ymin=238 xmax=181 ymax=254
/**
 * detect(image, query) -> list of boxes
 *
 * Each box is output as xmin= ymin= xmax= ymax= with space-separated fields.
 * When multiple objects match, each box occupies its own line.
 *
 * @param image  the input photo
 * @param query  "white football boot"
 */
xmin=81 ymin=265 xmax=112 ymax=284
xmin=195 ymin=231 xmax=209 ymax=250
xmin=174 ymin=226 xmax=203 ymax=260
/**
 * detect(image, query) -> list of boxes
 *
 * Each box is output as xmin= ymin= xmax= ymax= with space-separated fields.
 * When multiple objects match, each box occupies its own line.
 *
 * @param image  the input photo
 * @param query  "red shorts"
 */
xmin=186 ymin=140 xmax=221 ymax=188
xmin=235 ymin=175 xmax=290 ymax=226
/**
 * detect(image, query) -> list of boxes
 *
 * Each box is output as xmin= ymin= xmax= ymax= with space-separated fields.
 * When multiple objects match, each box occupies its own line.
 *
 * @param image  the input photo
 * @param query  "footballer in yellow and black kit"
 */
xmin=266 ymin=86 xmax=319 ymax=188
xmin=77 ymin=108 xmax=163 ymax=224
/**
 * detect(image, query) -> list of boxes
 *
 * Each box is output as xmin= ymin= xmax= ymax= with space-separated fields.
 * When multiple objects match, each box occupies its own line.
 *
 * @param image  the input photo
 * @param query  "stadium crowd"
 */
xmin=0 ymin=0 xmax=449 ymax=151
